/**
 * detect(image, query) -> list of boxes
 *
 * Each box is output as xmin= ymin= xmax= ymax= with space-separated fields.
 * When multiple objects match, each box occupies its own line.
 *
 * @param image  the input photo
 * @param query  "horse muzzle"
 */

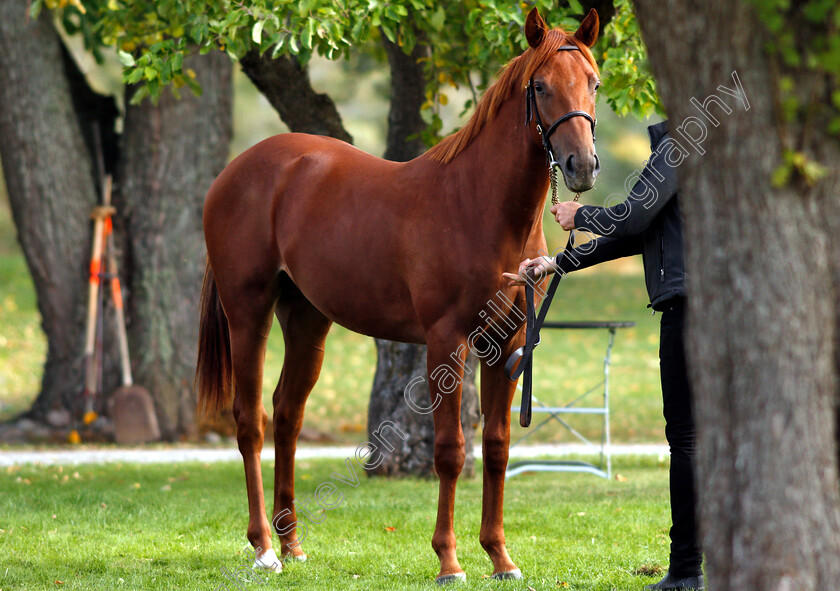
xmin=561 ymin=151 xmax=600 ymax=193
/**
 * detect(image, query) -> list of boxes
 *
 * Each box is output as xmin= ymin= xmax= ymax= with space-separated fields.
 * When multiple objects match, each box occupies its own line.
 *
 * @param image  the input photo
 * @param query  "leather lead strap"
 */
xmin=504 ymin=270 xmax=564 ymax=428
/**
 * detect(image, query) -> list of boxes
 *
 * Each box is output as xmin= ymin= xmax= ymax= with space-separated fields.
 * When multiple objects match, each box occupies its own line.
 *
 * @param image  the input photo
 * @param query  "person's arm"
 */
xmin=571 ymin=143 xmax=678 ymax=238
xmin=502 ymin=233 xmax=643 ymax=286
xmin=555 ymin=233 xmax=644 ymax=275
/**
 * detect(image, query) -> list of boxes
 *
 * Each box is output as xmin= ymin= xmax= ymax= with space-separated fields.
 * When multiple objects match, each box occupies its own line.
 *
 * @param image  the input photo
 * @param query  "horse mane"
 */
xmin=427 ymin=28 xmax=599 ymax=164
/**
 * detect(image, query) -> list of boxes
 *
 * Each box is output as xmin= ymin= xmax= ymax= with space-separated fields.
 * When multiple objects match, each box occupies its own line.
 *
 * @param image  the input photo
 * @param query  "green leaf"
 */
xmin=771 ymin=162 xmax=792 ymax=188
xmin=301 ymin=21 xmax=313 ymax=49
xmin=129 ymin=84 xmax=150 ymax=105
xmin=118 ymin=49 xmax=136 ymax=67
xmin=568 ymin=0 xmax=584 ymax=14
xmin=126 ymin=67 xmax=144 ymax=85
xmin=29 ymin=0 xmax=43 ymax=19
xmin=252 ymin=20 xmax=265 ymax=44
xmin=381 ymin=21 xmax=396 ymax=43
xmin=430 ymin=5 xmax=445 ymax=31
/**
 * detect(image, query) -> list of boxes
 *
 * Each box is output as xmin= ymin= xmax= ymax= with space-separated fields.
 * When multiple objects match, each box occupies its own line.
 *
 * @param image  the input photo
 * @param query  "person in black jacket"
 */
xmin=504 ymin=120 xmax=703 ymax=591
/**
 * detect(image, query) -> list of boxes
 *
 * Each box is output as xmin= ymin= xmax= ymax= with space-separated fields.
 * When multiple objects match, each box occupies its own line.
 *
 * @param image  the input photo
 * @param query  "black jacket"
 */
xmin=555 ymin=120 xmax=685 ymax=310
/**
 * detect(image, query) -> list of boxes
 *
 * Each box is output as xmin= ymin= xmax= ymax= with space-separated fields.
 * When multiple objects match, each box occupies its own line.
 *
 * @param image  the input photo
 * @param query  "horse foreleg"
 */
xmin=478 ymin=350 xmax=522 ymax=579
xmin=271 ymin=298 xmax=332 ymax=559
xmin=228 ymin=302 xmax=280 ymax=572
xmin=426 ymin=335 xmax=467 ymax=584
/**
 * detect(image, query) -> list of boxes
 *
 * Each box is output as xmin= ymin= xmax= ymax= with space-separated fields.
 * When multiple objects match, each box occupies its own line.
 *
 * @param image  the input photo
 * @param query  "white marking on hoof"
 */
xmin=435 ymin=572 xmax=467 ymax=585
xmin=253 ymin=548 xmax=282 ymax=573
xmin=285 ymin=553 xmax=307 ymax=562
xmin=491 ymin=568 xmax=522 ymax=580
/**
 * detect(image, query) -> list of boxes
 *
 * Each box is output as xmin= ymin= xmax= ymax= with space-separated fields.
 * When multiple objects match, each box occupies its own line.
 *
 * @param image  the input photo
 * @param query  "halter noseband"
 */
xmin=525 ymin=45 xmax=597 ymax=170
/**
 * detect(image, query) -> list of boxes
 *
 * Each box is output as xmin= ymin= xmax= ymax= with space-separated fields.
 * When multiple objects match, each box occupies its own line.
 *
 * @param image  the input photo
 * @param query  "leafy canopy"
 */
xmin=34 ymin=0 xmax=662 ymax=133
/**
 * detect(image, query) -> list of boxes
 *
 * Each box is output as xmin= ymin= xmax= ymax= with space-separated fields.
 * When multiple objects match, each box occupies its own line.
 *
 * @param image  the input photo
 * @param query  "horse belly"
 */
xmin=287 ymin=262 xmax=426 ymax=344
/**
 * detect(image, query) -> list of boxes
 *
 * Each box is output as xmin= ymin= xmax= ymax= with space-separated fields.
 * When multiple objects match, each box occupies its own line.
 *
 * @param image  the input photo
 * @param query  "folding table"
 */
xmin=505 ymin=320 xmax=636 ymax=480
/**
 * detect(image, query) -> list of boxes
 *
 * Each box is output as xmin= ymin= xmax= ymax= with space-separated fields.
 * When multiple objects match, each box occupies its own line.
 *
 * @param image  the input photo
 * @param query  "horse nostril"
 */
xmin=564 ymin=153 xmax=575 ymax=177
xmin=593 ymin=153 xmax=601 ymax=175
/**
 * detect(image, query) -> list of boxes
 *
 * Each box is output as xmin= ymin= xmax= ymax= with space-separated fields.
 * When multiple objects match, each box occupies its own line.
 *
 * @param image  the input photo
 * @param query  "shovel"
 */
xmin=103 ymin=199 xmax=161 ymax=444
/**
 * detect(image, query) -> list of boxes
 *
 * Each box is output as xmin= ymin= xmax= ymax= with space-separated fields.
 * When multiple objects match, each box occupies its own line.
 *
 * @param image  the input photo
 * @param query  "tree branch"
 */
xmin=239 ymin=51 xmax=353 ymax=144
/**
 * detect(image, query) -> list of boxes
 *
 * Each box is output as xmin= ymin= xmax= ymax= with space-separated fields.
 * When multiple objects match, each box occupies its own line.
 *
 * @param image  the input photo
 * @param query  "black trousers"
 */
xmin=659 ymin=297 xmax=702 ymax=577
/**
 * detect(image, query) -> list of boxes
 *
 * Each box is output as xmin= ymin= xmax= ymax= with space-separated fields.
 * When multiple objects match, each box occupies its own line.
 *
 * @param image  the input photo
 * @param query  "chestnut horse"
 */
xmin=196 ymin=7 xmax=600 ymax=583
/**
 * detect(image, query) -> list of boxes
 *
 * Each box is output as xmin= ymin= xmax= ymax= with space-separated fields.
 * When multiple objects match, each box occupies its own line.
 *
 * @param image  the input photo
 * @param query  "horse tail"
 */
xmin=196 ymin=260 xmax=234 ymax=417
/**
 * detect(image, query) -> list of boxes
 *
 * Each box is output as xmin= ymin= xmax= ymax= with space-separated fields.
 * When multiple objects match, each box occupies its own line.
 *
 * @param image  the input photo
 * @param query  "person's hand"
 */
xmin=550 ymin=201 xmax=583 ymax=231
xmin=502 ymin=256 xmax=557 ymax=286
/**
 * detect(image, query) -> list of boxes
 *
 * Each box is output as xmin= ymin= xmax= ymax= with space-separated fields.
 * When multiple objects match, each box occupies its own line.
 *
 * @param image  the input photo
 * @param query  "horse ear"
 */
xmin=573 ymin=8 xmax=599 ymax=47
xmin=525 ymin=7 xmax=547 ymax=49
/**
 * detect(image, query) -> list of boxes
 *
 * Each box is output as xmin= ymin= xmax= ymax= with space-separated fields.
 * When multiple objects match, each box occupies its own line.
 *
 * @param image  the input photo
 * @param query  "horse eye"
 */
xmin=534 ymin=82 xmax=544 ymax=95
xmin=593 ymin=82 xmax=601 ymax=92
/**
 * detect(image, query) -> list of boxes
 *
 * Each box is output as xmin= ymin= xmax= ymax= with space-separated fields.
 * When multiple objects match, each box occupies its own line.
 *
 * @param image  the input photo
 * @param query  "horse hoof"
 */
xmin=491 ymin=569 xmax=522 ymax=580
xmin=435 ymin=572 xmax=467 ymax=585
xmin=253 ymin=548 xmax=283 ymax=573
xmin=287 ymin=554 xmax=307 ymax=562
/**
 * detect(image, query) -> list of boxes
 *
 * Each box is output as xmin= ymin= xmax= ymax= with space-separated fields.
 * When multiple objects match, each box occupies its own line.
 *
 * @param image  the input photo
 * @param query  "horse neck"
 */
xmin=439 ymin=93 xmax=550 ymax=245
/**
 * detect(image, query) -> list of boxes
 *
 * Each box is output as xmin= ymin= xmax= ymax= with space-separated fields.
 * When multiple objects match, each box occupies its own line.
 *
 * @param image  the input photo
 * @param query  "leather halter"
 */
xmin=525 ymin=45 xmax=597 ymax=168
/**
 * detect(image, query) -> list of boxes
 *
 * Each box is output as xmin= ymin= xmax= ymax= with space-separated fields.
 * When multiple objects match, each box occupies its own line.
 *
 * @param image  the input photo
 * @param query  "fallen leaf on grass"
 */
xmin=633 ymin=564 xmax=666 ymax=577
xmin=615 ymin=473 xmax=627 ymax=482
xmin=556 ymin=582 xmax=569 ymax=588
xmin=384 ymin=526 xmax=396 ymax=532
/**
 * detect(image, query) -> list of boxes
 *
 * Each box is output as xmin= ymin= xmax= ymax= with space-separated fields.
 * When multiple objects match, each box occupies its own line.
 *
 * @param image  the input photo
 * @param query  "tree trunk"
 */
xmin=367 ymin=36 xmax=479 ymax=477
xmin=116 ymin=52 xmax=232 ymax=440
xmin=0 ymin=6 xmax=97 ymax=421
xmin=634 ymin=1 xmax=840 ymax=588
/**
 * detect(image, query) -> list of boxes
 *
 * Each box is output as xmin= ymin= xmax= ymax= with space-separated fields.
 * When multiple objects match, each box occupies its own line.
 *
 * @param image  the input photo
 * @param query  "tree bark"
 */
xmin=634 ymin=1 xmax=840 ymax=589
xmin=117 ymin=52 xmax=232 ymax=440
xmin=367 ymin=36 xmax=480 ymax=477
xmin=0 ymin=6 xmax=98 ymax=421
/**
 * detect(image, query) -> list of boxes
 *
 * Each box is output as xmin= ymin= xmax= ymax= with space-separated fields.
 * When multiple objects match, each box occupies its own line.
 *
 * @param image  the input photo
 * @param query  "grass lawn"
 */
xmin=0 ymin=456 xmax=673 ymax=590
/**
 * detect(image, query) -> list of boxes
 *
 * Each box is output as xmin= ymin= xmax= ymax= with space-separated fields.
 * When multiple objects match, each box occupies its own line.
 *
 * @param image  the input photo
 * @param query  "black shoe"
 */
xmin=644 ymin=571 xmax=704 ymax=590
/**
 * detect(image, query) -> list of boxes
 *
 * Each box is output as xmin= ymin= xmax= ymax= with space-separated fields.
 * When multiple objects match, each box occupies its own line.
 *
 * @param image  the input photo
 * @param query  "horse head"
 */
xmin=525 ymin=8 xmax=600 ymax=193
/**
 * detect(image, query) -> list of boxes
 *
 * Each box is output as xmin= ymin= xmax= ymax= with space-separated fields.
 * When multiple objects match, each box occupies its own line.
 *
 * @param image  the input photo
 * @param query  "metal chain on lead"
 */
xmin=548 ymin=162 xmax=581 ymax=206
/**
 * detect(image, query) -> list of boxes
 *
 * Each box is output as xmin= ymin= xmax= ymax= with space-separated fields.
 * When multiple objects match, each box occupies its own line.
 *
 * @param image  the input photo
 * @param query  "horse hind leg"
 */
xmin=425 ymin=330 xmax=468 ymax=584
xmin=220 ymin=279 xmax=281 ymax=572
xmin=270 ymin=287 xmax=332 ymax=559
